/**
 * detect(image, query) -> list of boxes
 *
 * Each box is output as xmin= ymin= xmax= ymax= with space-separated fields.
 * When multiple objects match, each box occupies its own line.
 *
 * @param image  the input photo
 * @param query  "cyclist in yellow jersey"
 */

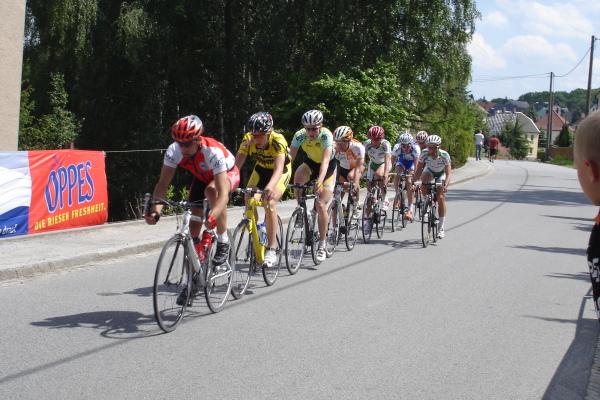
xmin=289 ymin=109 xmax=336 ymax=263
xmin=235 ymin=112 xmax=291 ymax=267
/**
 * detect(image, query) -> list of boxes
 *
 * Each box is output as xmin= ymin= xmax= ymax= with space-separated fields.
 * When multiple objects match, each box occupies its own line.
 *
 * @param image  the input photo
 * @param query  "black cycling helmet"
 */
xmin=246 ymin=111 xmax=273 ymax=133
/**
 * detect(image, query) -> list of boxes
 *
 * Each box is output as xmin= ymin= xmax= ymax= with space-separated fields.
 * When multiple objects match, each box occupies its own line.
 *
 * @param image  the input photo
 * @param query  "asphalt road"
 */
xmin=0 ymin=160 xmax=598 ymax=399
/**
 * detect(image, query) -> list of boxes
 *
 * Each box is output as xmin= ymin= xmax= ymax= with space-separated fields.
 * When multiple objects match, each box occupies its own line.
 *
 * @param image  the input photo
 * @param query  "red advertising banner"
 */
xmin=28 ymin=150 xmax=108 ymax=233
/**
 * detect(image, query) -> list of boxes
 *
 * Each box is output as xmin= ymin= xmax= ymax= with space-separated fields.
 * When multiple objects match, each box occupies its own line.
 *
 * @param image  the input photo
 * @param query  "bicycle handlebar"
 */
xmin=143 ymin=193 xmax=208 ymax=220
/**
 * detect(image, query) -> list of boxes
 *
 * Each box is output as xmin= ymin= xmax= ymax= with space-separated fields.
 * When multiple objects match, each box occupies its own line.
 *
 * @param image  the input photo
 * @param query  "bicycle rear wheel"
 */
xmin=231 ymin=220 xmax=254 ymax=300
xmin=154 ymin=236 xmax=190 ymax=333
xmin=325 ymin=201 xmax=341 ymax=257
xmin=421 ymin=202 xmax=431 ymax=247
xmin=262 ymin=215 xmax=282 ymax=286
xmin=204 ymin=232 xmax=234 ymax=313
xmin=345 ymin=200 xmax=359 ymax=251
xmin=362 ymin=196 xmax=373 ymax=243
xmin=285 ymin=209 xmax=305 ymax=275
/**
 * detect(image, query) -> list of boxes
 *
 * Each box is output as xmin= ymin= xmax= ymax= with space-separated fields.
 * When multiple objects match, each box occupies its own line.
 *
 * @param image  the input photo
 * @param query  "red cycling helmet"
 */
xmin=368 ymin=126 xmax=385 ymax=140
xmin=171 ymin=115 xmax=203 ymax=142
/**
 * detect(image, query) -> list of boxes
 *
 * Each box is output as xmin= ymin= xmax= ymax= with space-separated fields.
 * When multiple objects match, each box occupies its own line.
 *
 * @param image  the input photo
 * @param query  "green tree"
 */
xmin=22 ymin=0 xmax=480 ymax=220
xmin=19 ymin=73 xmax=82 ymax=150
xmin=498 ymin=118 xmax=529 ymax=160
xmin=538 ymin=130 xmax=547 ymax=149
xmin=554 ymin=123 xmax=573 ymax=147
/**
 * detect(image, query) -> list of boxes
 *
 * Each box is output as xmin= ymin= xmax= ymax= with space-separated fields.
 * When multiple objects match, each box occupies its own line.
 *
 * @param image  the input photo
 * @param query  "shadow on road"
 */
xmin=536 ymin=288 xmax=599 ymax=399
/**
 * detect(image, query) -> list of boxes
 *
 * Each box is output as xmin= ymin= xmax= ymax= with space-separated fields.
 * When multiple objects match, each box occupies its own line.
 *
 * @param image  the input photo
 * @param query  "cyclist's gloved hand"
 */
xmin=144 ymin=210 xmax=160 ymax=225
xmin=205 ymin=215 xmax=217 ymax=229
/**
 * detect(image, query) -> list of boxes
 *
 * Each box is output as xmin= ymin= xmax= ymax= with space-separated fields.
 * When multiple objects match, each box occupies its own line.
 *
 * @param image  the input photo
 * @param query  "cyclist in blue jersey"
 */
xmin=391 ymin=132 xmax=421 ymax=220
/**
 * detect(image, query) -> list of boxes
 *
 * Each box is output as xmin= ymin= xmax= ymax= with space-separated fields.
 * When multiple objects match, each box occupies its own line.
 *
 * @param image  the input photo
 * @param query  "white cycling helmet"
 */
xmin=333 ymin=126 xmax=353 ymax=141
xmin=416 ymin=131 xmax=428 ymax=143
xmin=426 ymin=135 xmax=442 ymax=145
xmin=301 ymin=110 xmax=324 ymax=126
xmin=398 ymin=133 xmax=413 ymax=145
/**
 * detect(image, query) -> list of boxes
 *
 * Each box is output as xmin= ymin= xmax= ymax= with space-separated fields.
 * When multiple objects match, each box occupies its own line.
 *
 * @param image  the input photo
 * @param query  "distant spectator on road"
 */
xmin=474 ymin=129 xmax=485 ymax=161
xmin=489 ymin=135 xmax=500 ymax=163
xmin=574 ymin=109 xmax=600 ymax=323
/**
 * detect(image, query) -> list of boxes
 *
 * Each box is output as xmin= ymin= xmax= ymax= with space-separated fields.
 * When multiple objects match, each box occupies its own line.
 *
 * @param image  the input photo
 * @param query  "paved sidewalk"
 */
xmin=0 ymin=157 xmax=492 ymax=281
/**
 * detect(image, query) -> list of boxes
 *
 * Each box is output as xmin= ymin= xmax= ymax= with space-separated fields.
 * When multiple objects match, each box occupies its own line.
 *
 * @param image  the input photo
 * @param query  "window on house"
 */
xmin=531 ymin=135 xmax=534 ymax=141
xmin=529 ymin=148 xmax=533 ymax=154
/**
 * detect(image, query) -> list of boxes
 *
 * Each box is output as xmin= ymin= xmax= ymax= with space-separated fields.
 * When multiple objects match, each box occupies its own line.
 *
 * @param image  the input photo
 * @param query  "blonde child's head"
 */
xmin=575 ymin=110 xmax=600 ymax=205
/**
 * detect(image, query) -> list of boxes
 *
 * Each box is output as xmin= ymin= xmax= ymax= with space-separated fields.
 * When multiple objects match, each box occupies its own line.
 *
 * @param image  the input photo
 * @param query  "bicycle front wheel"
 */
xmin=391 ymin=193 xmax=401 ymax=232
xmin=362 ymin=196 xmax=373 ymax=244
xmin=154 ymin=236 xmax=190 ymax=333
xmin=231 ymin=220 xmax=254 ymax=300
xmin=432 ymin=204 xmax=439 ymax=243
xmin=345 ymin=200 xmax=359 ymax=251
xmin=376 ymin=203 xmax=386 ymax=238
xmin=415 ymin=189 xmax=423 ymax=220
xmin=262 ymin=215 xmax=283 ymax=286
xmin=311 ymin=210 xmax=322 ymax=265
xmin=421 ymin=202 xmax=431 ymax=247
xmin=204 ymin=232 xmax=234 ymax=313
xmin=285 ymin=209 xmax=305 ymax=275
xmin=325 ymin=201 xmax=340 ymax=257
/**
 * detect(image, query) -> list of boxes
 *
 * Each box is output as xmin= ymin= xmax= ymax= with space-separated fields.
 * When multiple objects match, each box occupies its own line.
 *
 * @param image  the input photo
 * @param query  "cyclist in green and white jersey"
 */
xmin=364 ymin=126 xmax=392 ymax=211
xmin=412 ymin=135 xmax=451 ymax=238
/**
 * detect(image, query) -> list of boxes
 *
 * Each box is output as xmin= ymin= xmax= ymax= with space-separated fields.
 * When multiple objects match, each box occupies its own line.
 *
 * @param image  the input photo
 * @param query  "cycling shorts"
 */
xmin=188 ymin=166 xmax=240 ymax=201
xmin=366 ymin=161 xmax=386 ymax=180
xmin=422 ymin=166 xmax=446 ymax=183
xmin=395 ymin=158 xmax=415 ymax=172
xmin=337 ymin=164 xmax=364 ymax=182
xmin=247 ymin=164 xmax=292 ymax=194
xmin=298 ymin=158 xmax=336 ymax=192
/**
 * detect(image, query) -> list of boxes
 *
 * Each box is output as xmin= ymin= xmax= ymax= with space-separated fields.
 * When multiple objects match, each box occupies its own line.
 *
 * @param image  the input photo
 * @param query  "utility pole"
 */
xmin=546 ymin=72 xmax=553 ymax=162
xmin=585 ymin=35 xmax=596 ymax=117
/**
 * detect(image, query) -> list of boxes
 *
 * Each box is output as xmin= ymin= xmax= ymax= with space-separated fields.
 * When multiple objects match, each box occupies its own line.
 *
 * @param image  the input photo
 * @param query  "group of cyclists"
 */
xmin=144 ymin=110 xmax=452 ymax=275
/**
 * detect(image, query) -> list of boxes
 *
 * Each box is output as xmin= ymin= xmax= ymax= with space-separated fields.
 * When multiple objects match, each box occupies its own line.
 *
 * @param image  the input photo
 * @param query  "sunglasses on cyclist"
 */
xmin=427 ymin=145 xmax=439 ymax=151
xmin=176 ymin=140 xmax=196 ymax=148
xmin=251 ymin=133 xmax=267 ymax=139
xmin=305 ymin=127 xmax=320 ymax=132
xmin=401 ymin=143 xmax=411 ymax=147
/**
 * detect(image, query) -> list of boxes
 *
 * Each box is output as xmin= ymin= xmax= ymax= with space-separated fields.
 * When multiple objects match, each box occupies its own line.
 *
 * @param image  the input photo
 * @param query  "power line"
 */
xmin=472 ymin=39 xmax=595 ymax=83
xmin=555 ymin=46 xmax=591 ymax=78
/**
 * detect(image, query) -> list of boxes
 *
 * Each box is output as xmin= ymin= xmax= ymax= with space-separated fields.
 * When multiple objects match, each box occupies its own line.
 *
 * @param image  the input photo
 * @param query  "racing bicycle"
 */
xmin=144 ymin=194 xmax=234 ymax=333
xmin=285 ymin=183 xmax=322 ymax=273
xmin=361 ymin=177 xmax=387 ymax=243
xmin=420 ymin=180 xmax=441 ymax=247
xmin=230 ymin=188 xmax=283 ymax=299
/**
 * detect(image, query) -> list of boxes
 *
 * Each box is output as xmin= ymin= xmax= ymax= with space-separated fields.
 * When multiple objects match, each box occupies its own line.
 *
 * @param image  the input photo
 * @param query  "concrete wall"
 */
xmin=0 ymin=0 xmax=26 ymax=151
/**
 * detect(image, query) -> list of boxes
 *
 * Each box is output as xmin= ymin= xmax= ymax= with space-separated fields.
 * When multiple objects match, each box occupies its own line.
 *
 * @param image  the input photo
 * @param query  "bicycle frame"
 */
xmin=239 ymin=189 xmax=269 ymax=264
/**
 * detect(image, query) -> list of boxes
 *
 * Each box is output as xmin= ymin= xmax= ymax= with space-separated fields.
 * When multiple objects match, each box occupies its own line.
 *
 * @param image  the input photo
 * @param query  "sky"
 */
xmin=467 ymin=0 xmax=600 ymax=102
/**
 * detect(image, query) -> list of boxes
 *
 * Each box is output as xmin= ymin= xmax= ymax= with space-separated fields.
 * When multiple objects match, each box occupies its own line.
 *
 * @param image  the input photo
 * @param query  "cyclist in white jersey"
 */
xmin=391 ymin=132 xmax=421 ymax=220
xmin=364 ymin=126 xmax=392 ymax=212
xmin=413 ymin=134 xmax=451 ymax=238
xmin=334 ymin=126 xmax=365 ymax=200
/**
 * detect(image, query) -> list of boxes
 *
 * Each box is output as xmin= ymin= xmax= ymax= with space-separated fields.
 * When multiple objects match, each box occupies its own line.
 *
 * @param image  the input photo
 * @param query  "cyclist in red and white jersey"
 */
xmin=413 ymin=134 xmax=451 ymax=238
xmin=145 ymin=115 xmax=240 ymax=265
xmin=333 ymin=126 xmax=365 ymax=212
xmin=415 ymin=131 xmax=429 ymax=152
